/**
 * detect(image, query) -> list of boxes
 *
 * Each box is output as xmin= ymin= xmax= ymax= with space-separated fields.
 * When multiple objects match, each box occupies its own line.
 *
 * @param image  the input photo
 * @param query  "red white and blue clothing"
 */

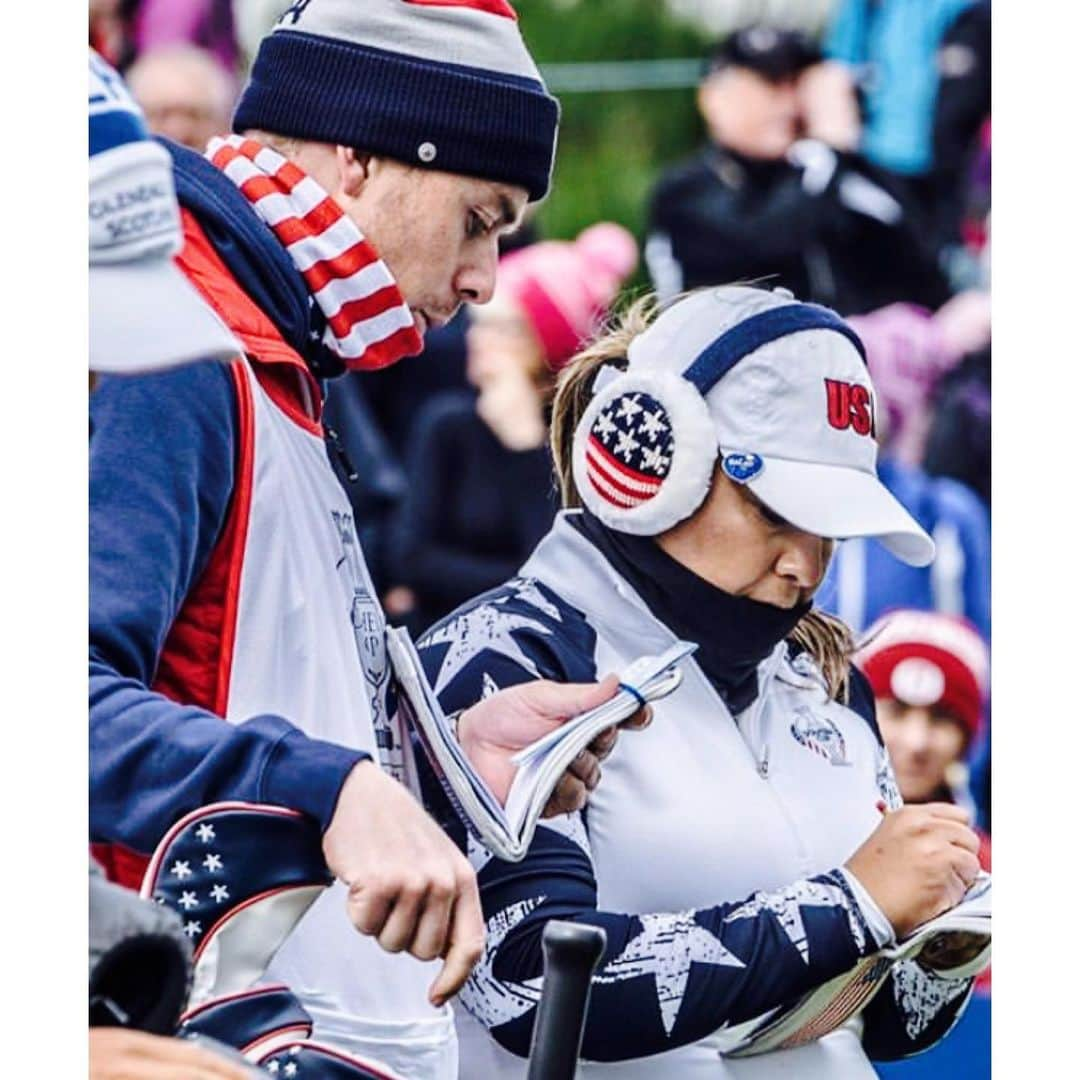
xmin=417 ymin=511 xmax=977 ymax=1078
xmin=90 ymin=139 xmax=458 ymax=1077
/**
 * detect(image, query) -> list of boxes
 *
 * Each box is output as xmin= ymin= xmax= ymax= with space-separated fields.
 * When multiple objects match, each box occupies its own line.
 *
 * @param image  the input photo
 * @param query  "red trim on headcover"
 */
xmin=244 ymin=1025 xmax=315 ymax=1057
xmin=191 ymin=884 xmax=322 ymax=963
xmin=258 ymin=1040 xmax=403 ymax=1079
xmin=180 ymin=983 xmax=293 ymax=1022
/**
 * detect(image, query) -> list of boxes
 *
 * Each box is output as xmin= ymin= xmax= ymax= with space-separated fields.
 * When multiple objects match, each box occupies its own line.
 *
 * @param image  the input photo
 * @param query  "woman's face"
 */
xmin=657 ymin=470 xmax=833 ymax=608
xmin=877 ymin=700 xmax=968 ymax=803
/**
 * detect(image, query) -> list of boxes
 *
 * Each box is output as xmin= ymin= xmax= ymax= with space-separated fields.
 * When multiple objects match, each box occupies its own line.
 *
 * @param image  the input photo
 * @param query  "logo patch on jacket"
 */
xmin=790 ymin=707 xmax=849 ymax=765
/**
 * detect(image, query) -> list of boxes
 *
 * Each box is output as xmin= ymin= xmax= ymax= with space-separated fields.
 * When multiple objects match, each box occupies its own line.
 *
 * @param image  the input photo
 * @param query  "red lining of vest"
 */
xmin=94 ymin=217 xmax=316 ymax=888
xmin=176 ymin=210 xmax=324 ymax=437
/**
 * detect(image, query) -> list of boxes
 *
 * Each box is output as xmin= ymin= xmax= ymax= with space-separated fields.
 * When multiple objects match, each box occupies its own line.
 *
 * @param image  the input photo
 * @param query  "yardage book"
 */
xmin=386 ymin=626 xmax=695 ymax=863
xmin=717 ymin=873 xmax=992 ymax=1057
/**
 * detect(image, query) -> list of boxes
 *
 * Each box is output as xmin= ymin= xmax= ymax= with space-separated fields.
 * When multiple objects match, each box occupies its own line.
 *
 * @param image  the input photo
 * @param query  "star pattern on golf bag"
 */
xmin=585 ymin=392 xmax=674 ymax=510
xmin=259 ymin=1042 xmax=404 ymax=1079
xmin=144 ymin=804 xmax=332 ymax=957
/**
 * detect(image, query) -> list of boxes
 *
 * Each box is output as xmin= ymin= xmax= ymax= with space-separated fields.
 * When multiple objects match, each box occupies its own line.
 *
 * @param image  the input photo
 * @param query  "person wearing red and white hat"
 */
xmin=856 ymin=609 xmax=990 ymax=867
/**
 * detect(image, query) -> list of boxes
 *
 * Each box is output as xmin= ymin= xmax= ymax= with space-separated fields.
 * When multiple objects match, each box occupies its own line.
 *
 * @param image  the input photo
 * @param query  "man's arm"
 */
xmin=90 ymin=363 xmax=366 ymax=856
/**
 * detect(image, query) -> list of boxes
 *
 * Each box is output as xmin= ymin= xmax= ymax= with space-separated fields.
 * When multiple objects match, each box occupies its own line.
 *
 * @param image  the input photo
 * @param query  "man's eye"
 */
xmin=467 ymin=211 xmax=489 ymax=239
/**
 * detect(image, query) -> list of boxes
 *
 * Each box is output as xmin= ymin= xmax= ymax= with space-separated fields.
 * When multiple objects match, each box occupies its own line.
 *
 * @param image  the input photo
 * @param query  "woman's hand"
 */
xmin=844 ymin=803 xmax=981 ymax=939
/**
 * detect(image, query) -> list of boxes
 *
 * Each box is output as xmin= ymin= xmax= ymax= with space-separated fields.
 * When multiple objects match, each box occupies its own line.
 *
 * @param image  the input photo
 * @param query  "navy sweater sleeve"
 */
xmin=90 ymin=364 xmax=367 ymax=854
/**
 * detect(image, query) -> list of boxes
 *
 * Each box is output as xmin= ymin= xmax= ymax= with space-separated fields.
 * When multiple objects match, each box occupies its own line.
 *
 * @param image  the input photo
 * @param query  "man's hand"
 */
xmin=89 ymin=1029 xmax=255 ymax=1080
xmin=456 ymin=675 xmax=652 ymax=815
xmin=845 ymin=803 xmax=982 ymax=939
xmin=322 ymin=761 xmax=483 ymax=1007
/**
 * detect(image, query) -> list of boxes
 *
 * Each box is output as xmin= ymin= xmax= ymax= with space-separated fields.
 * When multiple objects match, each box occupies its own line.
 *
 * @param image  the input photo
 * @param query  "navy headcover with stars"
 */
xmin=258 ymin=1041 xmax=405 ymax=1079
xmin=179 ymin=984 xmax=314 ymax=1059
xmin=140 ymin=803 xmax=332 ymax=1005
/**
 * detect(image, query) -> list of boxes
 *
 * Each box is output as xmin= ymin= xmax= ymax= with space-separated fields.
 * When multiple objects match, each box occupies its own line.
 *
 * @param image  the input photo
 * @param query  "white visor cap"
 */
xmin=627 ymin=287 xmax=935 ymax=567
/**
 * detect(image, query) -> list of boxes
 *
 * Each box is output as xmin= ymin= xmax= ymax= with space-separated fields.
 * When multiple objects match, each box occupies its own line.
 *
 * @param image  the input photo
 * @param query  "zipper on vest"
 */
xmin=326 ymin=426 xmax=359 ymax=483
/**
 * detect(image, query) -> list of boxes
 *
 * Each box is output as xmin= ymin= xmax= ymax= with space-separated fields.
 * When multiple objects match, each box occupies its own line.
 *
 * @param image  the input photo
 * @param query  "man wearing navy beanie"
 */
xmin=90 ymin=4 xmax=638 ymax=1076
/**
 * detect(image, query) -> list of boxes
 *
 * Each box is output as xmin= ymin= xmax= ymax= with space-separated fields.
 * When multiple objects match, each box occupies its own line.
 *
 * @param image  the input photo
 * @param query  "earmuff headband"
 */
xmin=682 ymin=303 xmax=867 ymax=395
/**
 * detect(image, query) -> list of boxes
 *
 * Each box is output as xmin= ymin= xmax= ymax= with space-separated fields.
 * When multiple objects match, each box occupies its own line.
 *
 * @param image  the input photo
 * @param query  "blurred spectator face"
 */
xmin=466 ymin=301 xmax=546 ymax=392
xmin=877 ymin=700 xmax=968 ymax=803
xmin=126 ymin=45 xmax=234 ymax=151
xmin=698 ymin=68 xmax=800 ymax=160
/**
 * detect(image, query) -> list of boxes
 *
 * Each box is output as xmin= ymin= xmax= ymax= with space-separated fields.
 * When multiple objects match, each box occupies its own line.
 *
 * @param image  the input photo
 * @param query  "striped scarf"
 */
xmin=207 ymin=135 xmax=423 ymax=371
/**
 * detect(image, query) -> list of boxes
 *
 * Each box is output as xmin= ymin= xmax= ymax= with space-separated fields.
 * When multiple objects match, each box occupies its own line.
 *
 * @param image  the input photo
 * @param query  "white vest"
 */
xmin=457 ymin=514 xmax=888 ymax=1079
xmin=223 ymin=361 xmax=457 ymax=1079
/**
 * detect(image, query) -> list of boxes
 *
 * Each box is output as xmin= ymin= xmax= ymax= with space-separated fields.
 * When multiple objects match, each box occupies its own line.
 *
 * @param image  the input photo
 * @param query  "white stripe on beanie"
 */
xmin=272 ymin=0 xmax=545 ymax=84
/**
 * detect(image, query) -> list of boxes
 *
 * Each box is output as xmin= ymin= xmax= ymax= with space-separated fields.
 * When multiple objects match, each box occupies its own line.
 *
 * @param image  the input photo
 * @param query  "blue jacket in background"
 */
xmin=826 ymin=0 xmax=977 ymax=176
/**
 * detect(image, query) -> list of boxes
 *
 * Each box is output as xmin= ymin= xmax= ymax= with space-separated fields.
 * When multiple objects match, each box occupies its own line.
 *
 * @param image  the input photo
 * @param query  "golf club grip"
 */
xmin=526 ymin=921 xmax=607 ymax=1080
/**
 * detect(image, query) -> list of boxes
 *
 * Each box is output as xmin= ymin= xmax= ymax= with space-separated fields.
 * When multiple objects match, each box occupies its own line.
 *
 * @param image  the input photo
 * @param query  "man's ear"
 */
xmin=336 ymin=146 xmax=374 ymax=199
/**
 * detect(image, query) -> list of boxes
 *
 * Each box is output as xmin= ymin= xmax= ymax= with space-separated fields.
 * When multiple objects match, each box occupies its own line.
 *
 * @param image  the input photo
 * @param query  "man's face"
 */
xmin=698 ymin=67 xmax=800 ymax=160
xmin=343 ymin=159 xmax=528 ymax=342
xmin=877 ymin=700 xmax=968 ymax=803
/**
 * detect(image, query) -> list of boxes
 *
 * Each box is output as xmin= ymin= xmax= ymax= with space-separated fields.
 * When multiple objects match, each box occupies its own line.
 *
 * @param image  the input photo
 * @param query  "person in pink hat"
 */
xmin=385 ymin=223 xmax=638 ymax=632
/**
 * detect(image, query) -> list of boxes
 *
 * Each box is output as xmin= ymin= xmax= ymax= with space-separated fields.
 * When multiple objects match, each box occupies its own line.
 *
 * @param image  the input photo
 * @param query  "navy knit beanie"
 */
xmin=233 ymin=0 xmax=560 ymax=201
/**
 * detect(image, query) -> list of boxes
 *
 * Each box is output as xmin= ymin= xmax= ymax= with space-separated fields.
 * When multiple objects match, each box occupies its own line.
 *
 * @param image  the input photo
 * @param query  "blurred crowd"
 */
xmin=90 ymin=1 xmax=991 ymax=1076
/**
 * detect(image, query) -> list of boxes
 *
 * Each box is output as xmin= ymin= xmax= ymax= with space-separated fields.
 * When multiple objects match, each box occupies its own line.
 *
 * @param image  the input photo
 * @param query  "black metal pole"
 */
xmin=526 ymin=921 xmax=607 ymax=1080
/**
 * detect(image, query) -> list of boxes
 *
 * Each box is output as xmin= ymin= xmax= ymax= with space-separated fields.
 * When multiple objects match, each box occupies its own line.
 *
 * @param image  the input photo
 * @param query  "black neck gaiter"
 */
xmin=573 ymin=512 xmax=811 ymax=714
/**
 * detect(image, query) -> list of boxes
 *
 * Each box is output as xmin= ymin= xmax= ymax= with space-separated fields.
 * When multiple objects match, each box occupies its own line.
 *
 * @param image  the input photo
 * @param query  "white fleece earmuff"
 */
xmin=571 ymin=300 xmax=867 ymax=535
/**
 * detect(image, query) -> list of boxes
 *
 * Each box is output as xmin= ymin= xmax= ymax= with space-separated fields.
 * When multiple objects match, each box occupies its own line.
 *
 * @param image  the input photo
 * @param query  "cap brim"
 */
xmin=90 ymin=257 xmax=241 ymax=374
xmin=740 ymin=455 xmax=936 ymax=567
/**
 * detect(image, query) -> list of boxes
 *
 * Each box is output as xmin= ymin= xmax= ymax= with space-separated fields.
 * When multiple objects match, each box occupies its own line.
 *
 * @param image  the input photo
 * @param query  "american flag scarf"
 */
xmin=206 ymin=135 xmax=423 ymax=370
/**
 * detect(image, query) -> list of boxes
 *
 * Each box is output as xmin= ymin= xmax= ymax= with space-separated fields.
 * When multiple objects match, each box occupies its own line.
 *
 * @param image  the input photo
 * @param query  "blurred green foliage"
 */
xmin=516 ymin=0 xmax=713 ymax=265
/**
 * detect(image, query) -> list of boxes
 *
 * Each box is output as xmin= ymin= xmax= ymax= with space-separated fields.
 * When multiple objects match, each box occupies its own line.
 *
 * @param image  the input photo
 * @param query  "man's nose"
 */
xmin=456 ymin=239 xmax=499 ymax=305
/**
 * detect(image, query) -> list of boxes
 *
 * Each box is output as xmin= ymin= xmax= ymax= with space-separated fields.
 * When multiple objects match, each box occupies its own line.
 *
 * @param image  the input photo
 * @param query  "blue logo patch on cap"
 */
xmin=722 ymin=452 xmax=763 ymax=483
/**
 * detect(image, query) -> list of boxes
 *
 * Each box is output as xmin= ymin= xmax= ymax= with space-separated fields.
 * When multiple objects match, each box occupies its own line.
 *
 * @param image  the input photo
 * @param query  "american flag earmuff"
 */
xmin=571 ymin=365 xmax=717 ymax=535
xmin=570 ymin=300 xmax=867 ymax=536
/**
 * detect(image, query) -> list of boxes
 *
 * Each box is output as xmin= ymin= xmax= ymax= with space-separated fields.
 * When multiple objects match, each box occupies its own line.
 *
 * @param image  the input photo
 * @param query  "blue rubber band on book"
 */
xmin=619 ymin=682 xmax=647 ymax=710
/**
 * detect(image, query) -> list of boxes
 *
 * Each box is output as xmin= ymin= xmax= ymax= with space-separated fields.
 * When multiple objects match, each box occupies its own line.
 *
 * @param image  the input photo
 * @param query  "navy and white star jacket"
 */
xmin=417 ymin=512 xmax=975 ymax=1078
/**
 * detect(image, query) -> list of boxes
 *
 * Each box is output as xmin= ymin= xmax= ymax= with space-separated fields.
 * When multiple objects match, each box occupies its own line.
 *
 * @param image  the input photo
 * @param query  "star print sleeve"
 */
xmin=462 ymin=823 xmax=884 ymax=1062
xmin=91 ymin=366 xmax=367 ymax=864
